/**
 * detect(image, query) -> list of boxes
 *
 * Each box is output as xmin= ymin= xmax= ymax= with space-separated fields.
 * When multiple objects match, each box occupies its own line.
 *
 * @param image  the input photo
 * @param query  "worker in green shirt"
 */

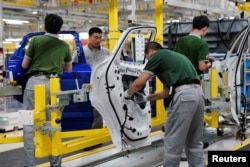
xmin=124 ymin=42 xmax=205 ymax=167
xmin=174 ymin=15 xmax=214 ymax=76
xmin=22 ymin=14 xmax=72 ymax=167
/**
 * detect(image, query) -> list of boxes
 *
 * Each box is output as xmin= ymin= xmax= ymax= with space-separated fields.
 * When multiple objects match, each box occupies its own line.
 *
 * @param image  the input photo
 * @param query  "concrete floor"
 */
xmin=1 ymin=123 xmax=250 ymax=167
xmin=61 ymin=127 xmax=250 ymax=167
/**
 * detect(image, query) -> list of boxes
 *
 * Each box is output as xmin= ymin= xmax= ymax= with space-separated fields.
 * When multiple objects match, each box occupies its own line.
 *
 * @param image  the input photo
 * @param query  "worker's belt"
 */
xmin=30 ymin=71 xmax=60 ymax=78
xmin=173 ymin=78 xmax=200 ymax=89
xmin=169 ymin=78 xmax=200 ymax=103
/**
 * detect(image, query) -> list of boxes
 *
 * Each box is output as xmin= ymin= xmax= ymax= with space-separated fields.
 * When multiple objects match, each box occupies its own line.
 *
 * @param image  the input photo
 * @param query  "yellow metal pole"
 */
xmin=210 ymin=68 xmax=219 ymax=128
xmin=204 ymin=114 xmax=211 ymax=125
xmin=237 ymin=2 xmax=250 ymax=16
xmin=210 ymin=111 xmax=218 ymax=128
xmin=151 ymin=0 xmax=166 ymax=127
xmin=50 ymin=77 xmax=62 ymax=156
xmin=50 ymin=78 xmax=60 ymax=105
xmin=211 ymin=68 xmax=218 ymax=98
xmin=155 ymin=0 xmax=163 ymax=45
xmin=108 ymin=0 xmax=119 ymax=51
xmin=34 ymin=84 xmax=51 ymax=157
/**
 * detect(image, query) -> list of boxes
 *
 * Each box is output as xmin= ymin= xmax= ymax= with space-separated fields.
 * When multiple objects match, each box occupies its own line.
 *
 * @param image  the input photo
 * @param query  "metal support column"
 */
xmin=50 ymin=77 xmax=63 ymax=156
xmin=204 ymin=68 xmax=219 ymax=128
xmin=151 ymin=0 xmax=166 ymax=127
xmin=108 ymin=0 xmax=119 ymax=51
xmin=34 ymin=84 xmax=51 ymax=157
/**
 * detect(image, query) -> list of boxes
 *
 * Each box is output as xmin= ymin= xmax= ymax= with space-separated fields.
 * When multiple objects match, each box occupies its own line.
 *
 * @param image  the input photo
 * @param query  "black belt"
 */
xmin=30 ymin=71 xmax=59 ymax=78
xmin=173 ymin=78 xmax=200 ymax=89
xmin=169 ymin=78 xmax=200 ymax=104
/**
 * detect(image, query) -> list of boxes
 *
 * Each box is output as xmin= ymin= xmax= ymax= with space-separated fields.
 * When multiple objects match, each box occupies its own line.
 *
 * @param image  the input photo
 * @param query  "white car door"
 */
xmin=90 ymin=26 xmax=157 ymax=150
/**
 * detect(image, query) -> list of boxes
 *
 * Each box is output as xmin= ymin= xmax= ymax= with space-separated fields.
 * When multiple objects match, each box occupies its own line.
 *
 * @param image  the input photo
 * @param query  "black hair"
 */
xmin=144 ymin=41 xmax=163 ymax=54
xmin=88 ymin=27 xmax=103 ymax=36
xmin=192 ymin=15 xmax=210 ymax=30
xmin=44 ymin=14 xmax=63 ymax=34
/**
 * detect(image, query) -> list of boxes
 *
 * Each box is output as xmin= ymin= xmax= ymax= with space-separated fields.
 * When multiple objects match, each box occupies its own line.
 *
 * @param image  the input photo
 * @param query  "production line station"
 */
xmin=1 ymin=0 xmax=250 ymax=167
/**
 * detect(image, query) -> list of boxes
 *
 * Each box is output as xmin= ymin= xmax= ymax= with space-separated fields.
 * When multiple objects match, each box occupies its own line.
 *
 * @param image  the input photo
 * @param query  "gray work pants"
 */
xmin=23 ymin=125 xmax=62 ymax=167
xmin=23 ymin=76 xmax=62 ymax=167
xmin=163 ymin=85 xmax=205 ymax=167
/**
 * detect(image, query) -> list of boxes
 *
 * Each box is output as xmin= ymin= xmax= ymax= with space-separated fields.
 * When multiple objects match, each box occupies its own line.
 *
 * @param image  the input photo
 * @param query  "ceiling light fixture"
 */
xmin=3 ymin=19 xmax=29 ymax=25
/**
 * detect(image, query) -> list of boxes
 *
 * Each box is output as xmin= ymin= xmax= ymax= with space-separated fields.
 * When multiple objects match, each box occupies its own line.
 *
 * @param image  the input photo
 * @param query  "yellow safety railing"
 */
xmin=34 ymin=78 xmax=111 ymax=157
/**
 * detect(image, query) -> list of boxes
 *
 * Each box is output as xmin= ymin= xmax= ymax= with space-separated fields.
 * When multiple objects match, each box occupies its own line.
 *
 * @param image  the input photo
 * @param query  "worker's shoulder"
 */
xmin=101 ymin=46 xmax=110 ymax=52
xmin=178 ymin=34 xmax=199 ymax=41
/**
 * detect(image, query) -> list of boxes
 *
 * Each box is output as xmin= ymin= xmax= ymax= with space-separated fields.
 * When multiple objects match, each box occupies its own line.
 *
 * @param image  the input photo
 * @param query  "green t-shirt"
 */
xmin=173 ymin=34 xmax=209 ymax=75
xmin=144 ymin=49 xmax=198 ymax=88
xmin=26 ymin=33 xmax=72 ymax=76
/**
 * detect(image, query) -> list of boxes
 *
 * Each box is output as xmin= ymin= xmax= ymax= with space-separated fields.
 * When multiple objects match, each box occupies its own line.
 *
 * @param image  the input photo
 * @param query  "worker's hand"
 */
xmin=124 ymin=90 xmax=133 ymax=100
xmin=132 ymin=92 xmax=148 ymax=103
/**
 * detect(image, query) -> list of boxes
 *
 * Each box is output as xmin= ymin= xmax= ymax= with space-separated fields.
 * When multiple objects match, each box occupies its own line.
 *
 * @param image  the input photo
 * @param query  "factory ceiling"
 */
xmin=0 ymin=0 xmax=247 ymax=39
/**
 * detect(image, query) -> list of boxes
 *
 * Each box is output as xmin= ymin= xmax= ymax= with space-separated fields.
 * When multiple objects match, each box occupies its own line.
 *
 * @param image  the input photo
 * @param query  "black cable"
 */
xmin=234 ymin=27 xmax=250 ymax=118
xmin=222 ymin=26 xmax=248 ymax=60
xmin=217 ymin=18 xmax=230 ymax=50
xmin=168 ymin=22 xmax=178 ymax=50
xmin=217 ymin=17 xmax=241 ymax=50
xmin=174 ymin=22 xmax=179 ymax=48
xmin=225 ymin=17 xmax=238 ymax=41
xmin=241 ymin=93 xmax=247 ymax=112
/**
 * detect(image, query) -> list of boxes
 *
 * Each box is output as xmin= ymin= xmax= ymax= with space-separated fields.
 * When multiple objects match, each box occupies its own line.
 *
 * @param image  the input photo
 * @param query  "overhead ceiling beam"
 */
xmin=165 ymin=0 xmax=239 ymax=16
xmin=3 ymin=4 xmax=36 ymax=10
xmin=37 ymin=0 xmax=155 ymax=10
xmin=118 ymin=8 xmax=177 ymax=16
xmin=68 ymin=11 xmax=108 ymax=19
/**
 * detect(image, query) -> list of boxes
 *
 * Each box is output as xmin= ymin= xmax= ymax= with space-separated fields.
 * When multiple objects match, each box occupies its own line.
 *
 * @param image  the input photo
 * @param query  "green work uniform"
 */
xmin=23 ymin=33 xmax=72 ymax=167
xmin=144 ymin=49 xmax=199 ymax=87
xmin=26 ymin=33 xmax=72 ymax=76
xmin=174 ymin=33 xmax=209 ymax=75
xmin=144 ymin=49 xmax=205 ymax=167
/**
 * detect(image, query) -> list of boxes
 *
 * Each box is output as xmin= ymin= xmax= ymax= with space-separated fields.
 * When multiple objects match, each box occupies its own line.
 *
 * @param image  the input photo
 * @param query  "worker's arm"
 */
xmin=63 ymin=62 xmax=72 ymax=72
xmin=127 ymin=83 xmax=169 ymax=103
xmin=199 ymin=54 xmax=215 ymax=72
xmin=126 ymin=72 xmax=169 ymax=102
xmin=22 ymin=56 xmax=31 ymax=69
xmin=127 ymin=72 xmax=152 ymax=95
xmin=148 ymin=88 xmax=169 ymax=101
